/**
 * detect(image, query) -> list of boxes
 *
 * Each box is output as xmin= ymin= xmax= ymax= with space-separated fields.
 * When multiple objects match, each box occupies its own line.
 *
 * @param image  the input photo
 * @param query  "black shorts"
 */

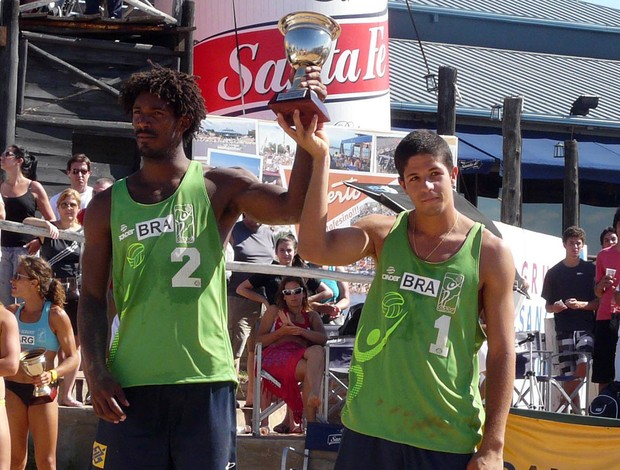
xmin=592 ymin=320 xmax=618 ymax=384
xmin=334 ymin=427 xmax=473 ymax=470
xmin=90 ymin=382 xmax=237 ymax=470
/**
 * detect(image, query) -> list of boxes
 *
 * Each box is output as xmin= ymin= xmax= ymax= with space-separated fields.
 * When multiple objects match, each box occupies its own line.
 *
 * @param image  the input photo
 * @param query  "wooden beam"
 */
xmin=21 ymin=30 xmax=178 ymax=56
xmin=17 ymin=114 xmax=132 ymax=133
xmin=28 ymin=42 xmax=120 ymax=97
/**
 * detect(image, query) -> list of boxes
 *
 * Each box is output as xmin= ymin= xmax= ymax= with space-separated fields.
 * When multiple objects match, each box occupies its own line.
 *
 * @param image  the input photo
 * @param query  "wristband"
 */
xmin=50 ymin=369 xmax=58 ymax=383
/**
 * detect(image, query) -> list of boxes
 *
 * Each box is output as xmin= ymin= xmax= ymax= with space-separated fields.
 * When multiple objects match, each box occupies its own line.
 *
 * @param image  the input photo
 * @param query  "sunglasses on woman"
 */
xmin=282 ymin=286 xmax=303 ymax=296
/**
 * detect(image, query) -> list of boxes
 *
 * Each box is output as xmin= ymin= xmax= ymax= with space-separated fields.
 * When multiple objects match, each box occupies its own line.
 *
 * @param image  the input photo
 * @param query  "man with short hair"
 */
xmin=290 ymin=126 xmax=516 ymax=470
xmin=78 ymin=65 xmax=325 ymax=469
xmin=50 ymin=154 xmax=93 ymax=220
xmin=541 ymin=226 xmax=597 ymax=411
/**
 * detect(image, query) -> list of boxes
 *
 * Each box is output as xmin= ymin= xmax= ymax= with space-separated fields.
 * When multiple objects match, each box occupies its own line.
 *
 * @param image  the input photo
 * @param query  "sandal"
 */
xmin=259 ymin=426 xmax=271 ymax=436
xmin=273 ymin=422 xmax=290 ymax=434
xmin=290 ymin=424 xmax=304 ymax=434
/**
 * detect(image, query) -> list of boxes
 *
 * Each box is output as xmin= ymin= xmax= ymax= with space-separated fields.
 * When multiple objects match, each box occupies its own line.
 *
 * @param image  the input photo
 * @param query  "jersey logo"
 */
xmin=92 ymin=441 xmax=107 ymax=468
xmin=399 ymin=272 xmax=440 ymax=297
xmin=174 ymin=204 xmax=195 ymax=244
xmin=381 ymin=266 xmax=401 ymax=282
xmin=348 ymin=291 xmax=409 ymax=403
xmin=118 ymin=224 xmax=135 ymax=242
xmin=436 ymin=272 xmax=464 ymax=314
xmin=20 ymin=334 xmax=35 ymax=345
xmin=127 ymin=243 xmax=145 ymax=269
xmin=136 ymin=215 xmax=174 ymax=240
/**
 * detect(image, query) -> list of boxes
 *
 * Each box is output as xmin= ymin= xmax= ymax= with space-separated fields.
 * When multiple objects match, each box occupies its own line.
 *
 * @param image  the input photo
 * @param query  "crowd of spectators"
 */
xmin=0 ymin=146 xmax=114 ymax=466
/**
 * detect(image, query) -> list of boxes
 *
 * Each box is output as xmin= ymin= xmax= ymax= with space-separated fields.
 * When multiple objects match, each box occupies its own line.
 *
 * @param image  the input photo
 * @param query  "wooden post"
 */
xmin=172 ymin=0 xmax=186 ymax=22
xmin=563 ymin=139 xmax=579 ymax=230
xmin=180 ymin=0 xmax=194 ymax=75
xmin=0 ymin=0 xmax=19 ymax=151
xmin=436 ymin=66 xmax=457 ymax=136
xmin=500 ymin=96 xmax=523 ymax=227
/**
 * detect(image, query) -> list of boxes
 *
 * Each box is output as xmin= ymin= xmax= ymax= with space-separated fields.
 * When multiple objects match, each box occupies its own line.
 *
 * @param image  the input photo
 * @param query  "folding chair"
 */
xmin=512 ymin=331 xmax=548 ymax=410
xmin=252 ymin=342 xmax=330 ymax=436
xmin=542 ymin=350 xmax=592 ymax=414
xmin=281 ymin=421 xmax=343 ymax=470
xmin=325 ymin=336 xmax=353 ymax=418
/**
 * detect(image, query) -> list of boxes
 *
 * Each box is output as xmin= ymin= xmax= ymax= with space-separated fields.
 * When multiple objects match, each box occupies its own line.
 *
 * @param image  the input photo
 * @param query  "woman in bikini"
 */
xmin=25 ymin=188 xmax=84 ymax=407
xmin=256 ymin=276 xmax=328 ymax=434
xmin=5 ymin=256 xmax=79 ymax=470
xmin=0 ymin=303 xmax=20 ymax=470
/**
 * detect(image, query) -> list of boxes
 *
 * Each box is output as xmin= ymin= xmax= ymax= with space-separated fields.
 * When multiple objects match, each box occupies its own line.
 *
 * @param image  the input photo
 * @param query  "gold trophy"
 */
xmin=268 ymin=11 xmax=341 ymax=126
xmin=20 ymin=348 xmax=51 ymax=397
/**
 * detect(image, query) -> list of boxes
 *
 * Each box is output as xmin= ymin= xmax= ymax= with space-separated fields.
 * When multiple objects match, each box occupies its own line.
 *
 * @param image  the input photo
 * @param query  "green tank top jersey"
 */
xmin=109 ymin=161 xmax=236 ymax=387
xmin=342 ymin=211 xmax=485 ymax=453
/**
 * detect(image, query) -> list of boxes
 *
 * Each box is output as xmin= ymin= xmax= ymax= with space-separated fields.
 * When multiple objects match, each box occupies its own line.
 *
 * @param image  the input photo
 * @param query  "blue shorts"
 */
xmin=335 ymin=427 xmax=473 ymax=470
xmin=90 ymin=382 xmax=237 ymax=470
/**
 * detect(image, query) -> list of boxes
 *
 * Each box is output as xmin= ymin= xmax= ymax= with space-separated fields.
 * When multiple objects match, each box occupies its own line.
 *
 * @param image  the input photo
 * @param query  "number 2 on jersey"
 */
xmin=171 ymin=247 xmax=202 ymax=288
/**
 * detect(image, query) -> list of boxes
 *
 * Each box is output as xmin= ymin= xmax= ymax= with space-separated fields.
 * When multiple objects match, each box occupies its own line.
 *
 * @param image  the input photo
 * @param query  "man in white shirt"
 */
xmin=50 ymin=154 xmax=94 ymax=220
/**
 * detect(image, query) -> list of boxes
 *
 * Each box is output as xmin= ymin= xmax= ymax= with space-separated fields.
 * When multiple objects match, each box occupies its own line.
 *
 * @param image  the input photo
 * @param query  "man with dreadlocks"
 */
xmin=78 ymin=65 xmax=326 ymax=469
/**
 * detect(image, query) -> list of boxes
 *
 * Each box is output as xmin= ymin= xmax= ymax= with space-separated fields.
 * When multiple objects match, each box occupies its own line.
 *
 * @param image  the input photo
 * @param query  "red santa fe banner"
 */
xmin=186 ymin=0 xmax=390 ymax=130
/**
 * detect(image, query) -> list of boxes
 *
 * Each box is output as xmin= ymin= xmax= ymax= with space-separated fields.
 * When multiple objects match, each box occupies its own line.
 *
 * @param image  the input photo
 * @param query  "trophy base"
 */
xmin=268 ymin=88 xmax=329 ymax=127
xmin=33 ymin=385 xmax=51 ymax=397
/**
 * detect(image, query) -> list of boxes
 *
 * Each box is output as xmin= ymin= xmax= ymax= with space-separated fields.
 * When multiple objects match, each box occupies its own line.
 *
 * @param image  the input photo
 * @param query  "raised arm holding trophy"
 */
xmin=268 ymin=11 xmax=340 ymax=126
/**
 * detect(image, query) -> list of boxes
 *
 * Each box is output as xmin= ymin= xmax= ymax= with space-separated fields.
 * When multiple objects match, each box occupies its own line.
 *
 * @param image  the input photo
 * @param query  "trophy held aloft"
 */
xmin=268 ymin=11 xmax=341 ymax=127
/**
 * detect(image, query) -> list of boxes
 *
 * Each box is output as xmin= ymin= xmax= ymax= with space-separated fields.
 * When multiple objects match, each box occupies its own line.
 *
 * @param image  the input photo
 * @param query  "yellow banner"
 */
xmin=504 ymin=410 xmax=620 ymax=469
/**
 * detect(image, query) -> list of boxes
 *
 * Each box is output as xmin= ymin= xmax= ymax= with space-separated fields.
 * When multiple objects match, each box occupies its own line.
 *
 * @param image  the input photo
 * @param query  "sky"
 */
xmin=582 ymin=0 xmax=620 ymax=7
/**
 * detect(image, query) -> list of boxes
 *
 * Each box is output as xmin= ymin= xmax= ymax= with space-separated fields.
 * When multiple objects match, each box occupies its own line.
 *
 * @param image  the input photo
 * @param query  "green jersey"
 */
xmin=342 ymin=211 xmax=485 ymax=453
xmin=109 ymin=161 xmax=236 ymax=387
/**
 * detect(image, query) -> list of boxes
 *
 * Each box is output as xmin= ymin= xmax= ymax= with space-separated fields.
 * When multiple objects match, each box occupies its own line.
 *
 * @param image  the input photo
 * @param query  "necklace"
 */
xmin=412 ymin=211 xmax=460 ymax=261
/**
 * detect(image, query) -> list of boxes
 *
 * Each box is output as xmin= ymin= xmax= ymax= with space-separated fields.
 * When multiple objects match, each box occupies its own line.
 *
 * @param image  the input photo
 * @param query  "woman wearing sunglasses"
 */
xmin=4 ymin=255 xmax=79 ymax=470
xmin=0 ymin=146 xmax=56 ymax=307
xmin=24 ymin=188 xmax=84 ymax=407
xmin=256 ymin=276 xmax=328 ymax=434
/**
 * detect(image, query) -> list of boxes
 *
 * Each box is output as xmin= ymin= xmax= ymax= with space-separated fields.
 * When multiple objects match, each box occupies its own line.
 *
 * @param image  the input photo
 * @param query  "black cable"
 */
xmin=405 ymin=0 xmax=432 ymax=77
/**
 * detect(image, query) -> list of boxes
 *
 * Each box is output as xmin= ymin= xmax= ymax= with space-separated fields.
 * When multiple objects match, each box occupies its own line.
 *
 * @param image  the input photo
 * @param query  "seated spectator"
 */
xmin=256 ymin=277 xmax=327 ymax=435
xmin=24 ymin=188 xmax=84 ymax=407
xmin=235 ymin=233 xmax=332 ymax=411
xmin=0 ymin=145 xmax=57 ymax=307
xmin=5 ymin=256 xmax=79 ymax=469
xmin=0 ymin=300 xmax=19 ymax=470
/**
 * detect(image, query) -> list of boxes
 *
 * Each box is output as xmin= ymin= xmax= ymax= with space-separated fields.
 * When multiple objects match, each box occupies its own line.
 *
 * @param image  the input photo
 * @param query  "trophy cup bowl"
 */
xmin=20 ymin=348 xmax=51 ymax=397
xmin=268 ymin=11 xmax=341 ymax=126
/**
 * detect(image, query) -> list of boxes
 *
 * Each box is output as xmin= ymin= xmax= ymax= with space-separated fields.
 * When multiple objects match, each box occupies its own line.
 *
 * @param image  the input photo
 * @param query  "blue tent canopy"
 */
xmin=457 ymin=131 xmax=620 ymax=184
